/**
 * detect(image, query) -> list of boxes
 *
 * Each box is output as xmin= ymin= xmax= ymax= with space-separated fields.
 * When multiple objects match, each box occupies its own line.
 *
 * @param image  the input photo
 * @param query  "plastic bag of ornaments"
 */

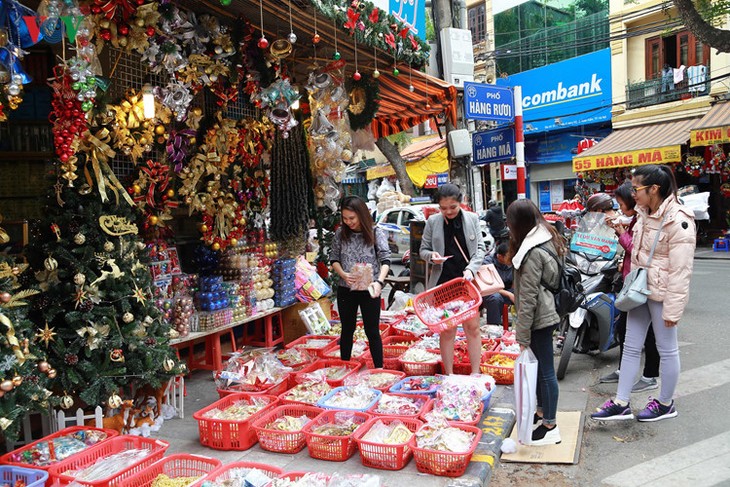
xmin=214 ymin=348 xmax=292 ymax=392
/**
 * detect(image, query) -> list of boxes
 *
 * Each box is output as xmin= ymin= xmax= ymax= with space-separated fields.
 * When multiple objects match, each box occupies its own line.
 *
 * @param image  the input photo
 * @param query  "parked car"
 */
xmin=376 ymin=205 xmax=494 ymax=259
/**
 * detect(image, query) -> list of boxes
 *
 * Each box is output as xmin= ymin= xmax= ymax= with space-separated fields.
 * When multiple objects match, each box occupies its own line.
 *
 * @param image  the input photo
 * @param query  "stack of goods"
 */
xmin=391 ymin=315 xmax=430 ymax=337
xmin=348 ymin=370 xmax=405 ymax=392
xmin=275 ymin=348 xmax=313 ymax=371
xmin=214 ymin=349 xmax=292 ymax=396
xmin=412 ymin=418 xmax=482 ymax=477
xmin=317 ymin=385 xmax=381 ymax=412
xmin=425 ymin=376 xmax=491 ymax=424
xmin=1 ymin=428 xmax=111 ymax=468
xmin=303 ymin=410 xmax=370 ymax=461
xmin=272 ymin=258 xmax=297 ymax=307
xmin=194 ymin=394 xmax=279 ymax=451
xmin=418 ymin=300 xmax=479 ymax=325
xmin=369 ymin=393 xmax=429 ymax=417
xmin=221 ymin=281 xmax=246 ymax=322
xmin=390 ymin=376 xmax=442 ymax=396
xmin=170 ymin=296 xmax=195 ymax=337
xmin=199 ymin=461 xmax=283 ymax=487
xmin=250 ymin=254 xmax=275 ymax=314
xmin=196 ymin=276 xmax=229 ymax=312
xmin=354 ymin=417 xmax=422 ymax=470
xmin=279 ymin=373 xmax=331 ymax=406
xmin=149 ymin=243 xmax=183 ymax=327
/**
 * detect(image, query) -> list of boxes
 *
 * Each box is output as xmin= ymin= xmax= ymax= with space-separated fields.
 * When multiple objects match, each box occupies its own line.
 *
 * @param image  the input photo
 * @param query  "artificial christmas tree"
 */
xmin=0 ymin=254 xmax=55 ymax=443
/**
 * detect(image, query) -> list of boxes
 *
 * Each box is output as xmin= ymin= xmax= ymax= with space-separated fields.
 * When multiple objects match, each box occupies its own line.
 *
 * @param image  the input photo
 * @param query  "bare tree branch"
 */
xmin=674 ymin=0 xmax=730 ymax=52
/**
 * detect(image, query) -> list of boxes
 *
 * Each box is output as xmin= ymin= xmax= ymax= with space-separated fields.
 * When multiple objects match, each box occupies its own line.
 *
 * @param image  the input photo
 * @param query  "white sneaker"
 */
xmin=531 ymin=425 xmax=561 ymax=446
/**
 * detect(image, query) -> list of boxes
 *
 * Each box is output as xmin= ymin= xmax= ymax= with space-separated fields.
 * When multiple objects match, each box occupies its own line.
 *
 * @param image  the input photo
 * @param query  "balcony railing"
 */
xmin=626 ymin=65 xmax=709 ymax=109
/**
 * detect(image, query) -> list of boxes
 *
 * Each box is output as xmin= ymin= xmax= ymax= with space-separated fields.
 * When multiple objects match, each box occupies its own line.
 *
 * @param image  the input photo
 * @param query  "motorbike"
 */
xmin=555 ymin=212 xmax=623 ymax=380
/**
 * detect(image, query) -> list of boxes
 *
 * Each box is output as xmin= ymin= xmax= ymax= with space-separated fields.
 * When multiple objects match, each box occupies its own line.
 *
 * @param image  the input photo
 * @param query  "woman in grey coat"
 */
xmin=419 ymin=184 xmax=486 ymax=375
xmin=507 ymin=199 xmax=564 ymax=446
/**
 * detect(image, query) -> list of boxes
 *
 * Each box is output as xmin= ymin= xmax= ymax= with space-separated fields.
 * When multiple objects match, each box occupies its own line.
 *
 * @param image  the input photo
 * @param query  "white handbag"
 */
xmin=615 ymin=214 xmax=667 ymax=312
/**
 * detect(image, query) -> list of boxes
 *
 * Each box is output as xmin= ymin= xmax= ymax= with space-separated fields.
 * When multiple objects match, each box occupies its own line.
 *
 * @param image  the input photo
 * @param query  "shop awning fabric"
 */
xmin=372 ymin=67 xmax=458 ymax=138
xmin=690 ymin=102 xmax=730 ymax=147
xmin=572 ymin=119 xmax=697 ymax=172
xmin=365 ymin=147 xmax=450 ymax=187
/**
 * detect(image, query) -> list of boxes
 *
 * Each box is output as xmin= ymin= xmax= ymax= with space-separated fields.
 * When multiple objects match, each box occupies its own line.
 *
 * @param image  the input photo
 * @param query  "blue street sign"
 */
xmin=463 ymin=82 xmax=514 ymax=122
xmin=472 ymin=127 xmax=515 ymax=166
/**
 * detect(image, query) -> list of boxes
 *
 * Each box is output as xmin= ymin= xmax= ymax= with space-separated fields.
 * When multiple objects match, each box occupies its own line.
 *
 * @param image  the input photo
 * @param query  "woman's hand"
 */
xmin=463 ymin=269 xmax=474 ymax=281
xmin=613 ymin=222 xmax=626 ymax=237
xmin=431 ymin=252 xmax=448 ymax=264
xmin=664 ymin=320 xmax=678 ymax=327
xmin=341 ymin=272 xmax=356 ymax=287
xmin=369 ymin=281 xmax=383 ymax=298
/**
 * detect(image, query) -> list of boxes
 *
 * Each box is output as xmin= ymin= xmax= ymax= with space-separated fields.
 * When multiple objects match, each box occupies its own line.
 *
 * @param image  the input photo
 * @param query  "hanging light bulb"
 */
xmin=142 ymin=84 xmax=155 ymax=119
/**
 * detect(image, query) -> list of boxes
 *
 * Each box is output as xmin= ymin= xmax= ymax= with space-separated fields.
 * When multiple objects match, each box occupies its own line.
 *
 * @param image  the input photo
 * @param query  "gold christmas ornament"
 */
xmin=47 ymin=369 xmax=57 ymax=379
xmin=60 ymin=395 xmax=74 ymax=409
xmin=37 ymin=361 xmax=50 ymax=373
xmin=107 ymin=394 xmax=123 ymax=409
xmin=104 ymin=241 xmax=115 ymax=252
xmin=163 ymin=358 xmax=175 ymax=372
xmin=44 ymin=256 xmax=58 ymax=271
xmin=73 ymin=233 xmax=86 ymax=245
xmin=74 ymin=273 xmax=86 ymax=285
xmin=0 ymin=380 xmax=13 ymax=392
xmin=99 ymin=215 xmax=139 ymax=236
xmin=122 ymin=312 xmax=134 ymax=323
xmin=36 ymin=324 xmax=57 ymax=348
xmin=11 ymin=375 xmax=22 ymax=387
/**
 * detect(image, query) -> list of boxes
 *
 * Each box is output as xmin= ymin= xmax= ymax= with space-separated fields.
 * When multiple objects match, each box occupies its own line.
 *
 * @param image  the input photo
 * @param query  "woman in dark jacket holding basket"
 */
xmin=419 ymin=184 xmax=486 ymax=376
xmin=507 ymin=199 xmax=564 ymax=446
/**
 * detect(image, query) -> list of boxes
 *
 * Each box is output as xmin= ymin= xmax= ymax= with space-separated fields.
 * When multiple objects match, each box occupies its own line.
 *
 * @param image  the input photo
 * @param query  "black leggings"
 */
xmin=337 ymin=286 xmax=383 ymax=368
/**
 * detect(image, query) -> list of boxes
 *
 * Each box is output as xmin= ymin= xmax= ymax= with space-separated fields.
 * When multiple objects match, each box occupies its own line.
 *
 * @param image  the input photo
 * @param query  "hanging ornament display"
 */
xmin=346 ymin=74 xmax=380 ymax=132
xmin=253 ymin=79 xmax=301 ymax=138
xmin=287 ymin=0 xmax=297 ymax=44
xmin=257 ymin=0 xmax=268 ymax=49
xmin=128 ymin=159 xmax=179 ymax=239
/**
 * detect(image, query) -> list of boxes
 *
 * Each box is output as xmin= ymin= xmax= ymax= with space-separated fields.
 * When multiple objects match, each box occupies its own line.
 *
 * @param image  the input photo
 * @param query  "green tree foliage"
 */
xmin=24 ymin=179 xmax=180 ymax=409
xmin=0 ymin=257 xmax=54 ymax=443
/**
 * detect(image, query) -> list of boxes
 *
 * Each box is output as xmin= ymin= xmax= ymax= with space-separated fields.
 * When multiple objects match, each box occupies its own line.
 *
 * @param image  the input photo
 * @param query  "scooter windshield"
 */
xmin=570 ymin=212 xmax=621 ymax=264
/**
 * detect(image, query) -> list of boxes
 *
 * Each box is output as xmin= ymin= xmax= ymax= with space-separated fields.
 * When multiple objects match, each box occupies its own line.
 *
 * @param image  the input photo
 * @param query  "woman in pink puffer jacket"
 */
xmin=592 ymin=165 xmax=695 ymax=423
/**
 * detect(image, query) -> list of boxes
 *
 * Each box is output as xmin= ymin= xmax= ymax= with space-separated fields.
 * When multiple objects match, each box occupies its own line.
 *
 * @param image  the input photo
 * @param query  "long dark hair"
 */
xmin=433 ymin=183 xmax=463 ymax=204
xmin=632 ymin=164 xmax=678 ymax=200
xmin=506 ymin=199 xmax=565 ymax=260
xmin=340 ymin=195 xmax=375 ymax=246
xmin=614 ymin=182 xmax=636 ymax=210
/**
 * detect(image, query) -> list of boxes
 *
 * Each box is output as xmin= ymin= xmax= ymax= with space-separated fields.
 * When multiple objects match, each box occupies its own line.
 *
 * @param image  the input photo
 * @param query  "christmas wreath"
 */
xmin=346 ymin=74 xmax=379 ymax=131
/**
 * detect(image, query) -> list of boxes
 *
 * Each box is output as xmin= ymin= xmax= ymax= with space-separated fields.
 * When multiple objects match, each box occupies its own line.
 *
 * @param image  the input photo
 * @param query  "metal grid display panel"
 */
xmin=205 ymin=88 xmax=260 ymax=121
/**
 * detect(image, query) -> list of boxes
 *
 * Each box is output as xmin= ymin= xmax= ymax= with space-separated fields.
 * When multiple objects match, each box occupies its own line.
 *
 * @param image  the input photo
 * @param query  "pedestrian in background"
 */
xmin=592 ymin=165 xmax=695 ymax=422
xmin=600 ymin=182 xmax=660 ymax=393
xmin=330 ymin=196 xmax=391 ymax=368
xmin=419 ymin=183 xmax=485 ymax=375
xmin=482 ymin=242 xmax=514 ymax=325
xmin=507 ymin=199 xmax=565 ymax=446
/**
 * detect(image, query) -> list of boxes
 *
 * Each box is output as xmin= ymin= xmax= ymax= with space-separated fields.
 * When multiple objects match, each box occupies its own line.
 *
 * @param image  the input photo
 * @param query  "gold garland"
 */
xmin=108 ymin=90 xmax=171 ymax=163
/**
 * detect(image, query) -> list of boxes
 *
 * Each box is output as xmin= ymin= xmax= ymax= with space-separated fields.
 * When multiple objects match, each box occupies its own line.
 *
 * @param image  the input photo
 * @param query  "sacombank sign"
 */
xmin=496 ymin=48 xmax=612 ymax=134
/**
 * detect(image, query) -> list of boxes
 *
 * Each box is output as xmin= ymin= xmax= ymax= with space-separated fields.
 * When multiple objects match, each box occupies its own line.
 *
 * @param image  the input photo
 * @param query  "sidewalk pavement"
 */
xmin=695 ymin=245 xmax=730 ymax=259
xmin=154 ymin=371 xmax=516 ymax=487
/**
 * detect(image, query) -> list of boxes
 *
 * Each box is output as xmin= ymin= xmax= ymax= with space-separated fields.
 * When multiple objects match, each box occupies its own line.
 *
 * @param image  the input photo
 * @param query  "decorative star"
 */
xmin=73 ymin=287 xmax=88 ymax=309
xmin=132 ymin=283 xmax=147 ymax=305
xmin=35 ymin=322 xmax=57 ymax=348
xmin=53 ymin=182 xmax=65 ymax=207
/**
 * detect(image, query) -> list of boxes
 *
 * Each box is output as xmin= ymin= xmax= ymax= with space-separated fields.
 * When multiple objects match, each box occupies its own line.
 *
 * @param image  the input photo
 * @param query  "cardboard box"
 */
xmin=282 ymin=298 xmax=332 ymax=344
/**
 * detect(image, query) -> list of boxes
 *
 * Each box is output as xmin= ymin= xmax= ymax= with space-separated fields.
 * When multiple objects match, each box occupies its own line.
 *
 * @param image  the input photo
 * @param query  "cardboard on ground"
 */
xmin=501 ymin=411 xmax=583 ymax=464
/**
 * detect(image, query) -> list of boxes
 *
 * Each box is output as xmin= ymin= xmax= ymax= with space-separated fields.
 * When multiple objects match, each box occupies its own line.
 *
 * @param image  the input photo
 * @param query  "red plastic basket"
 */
xmin=350 ymin=368 xmax=406 ymax=392
xmin=367 ymin=336 xmax=419 ymax=370
xmin=368 ymin=393 xmax=431 ymax=417
xmin=0 ymin=426 xmax=119 ymax=472
xmin=119 ymin=454 xmax=221 ymax=487
xmin=216 ymin=378 xmax=289 ymax=399
xmin=480 ymin=351 xmax=519 ymax=385
xmin=48 ymin=435 xmax=169 ymax=487
xmin=285 ymin=335 xmax=338 ymax=358
xmin=398 ymin=355 xmax=440 ymax=377
xmin=251 ymin=404 xmax=324 ymax=453
xmin=413 ymin=278 xmax=483 ymax=333
xmin=302 ymin=410 xmax=371 ymax=462
xmin=353 ymin=416 xmax=423 ymax=470
xmin=195 ymin=461 xmax=283 ymax=486
xmin=420 ymin=400 xmax=484 ymax=426
xmin=193 ymin=393 xmax=278 ymax=451
xmin=412 ymin=424 xmax=482 ymax=477
xmin=293 ymin=359 xmax=362 ymax=387
xmin=450 ymin=338 xmax=500 ymax=375
xmin=322 ymin=343 xmax=370 ymax=364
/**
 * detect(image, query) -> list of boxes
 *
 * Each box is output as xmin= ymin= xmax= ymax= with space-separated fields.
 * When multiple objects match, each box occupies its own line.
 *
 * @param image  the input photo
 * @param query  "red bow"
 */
xmin=369 ymin=8 xmax=379 ymax=23
xmin=344 ymin=8 xmax=360 ymax=33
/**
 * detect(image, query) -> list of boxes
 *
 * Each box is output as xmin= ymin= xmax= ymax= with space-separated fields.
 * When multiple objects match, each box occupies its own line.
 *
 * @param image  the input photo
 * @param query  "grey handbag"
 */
xmin=615 ymin=213 xmax=667 ymax=312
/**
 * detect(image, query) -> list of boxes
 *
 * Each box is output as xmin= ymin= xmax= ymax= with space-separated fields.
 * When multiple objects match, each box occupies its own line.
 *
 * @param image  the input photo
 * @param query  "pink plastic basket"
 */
xmin=119 ymin=454 xmax=221 ymax=487
xmin=413 ymin=278 xmax=482 ymax=333
xmin=302 ymin=410 xmax=371 ymax=462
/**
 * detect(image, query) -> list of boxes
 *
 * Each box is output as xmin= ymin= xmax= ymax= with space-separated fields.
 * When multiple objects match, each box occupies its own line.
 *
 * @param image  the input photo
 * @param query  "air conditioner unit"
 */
xmin=448 ymin=129 xmax=472 ymax=158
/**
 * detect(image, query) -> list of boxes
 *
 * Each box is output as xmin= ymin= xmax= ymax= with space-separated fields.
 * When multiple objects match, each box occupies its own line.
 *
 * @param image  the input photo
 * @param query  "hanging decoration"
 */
xmin=177 ymin=115 xmax=274 ymax=251
xmin=129 ymin=159 xmax=179 ymax=239
xmin=311 ymin=0 xmax=428 ymax=68
xmin=49 ymin=66 xmax=89 ymax=187
xmin=575 ymin=168 xmax=632 ymax=188
xmin=254 ymin=78 xmax=301 ymax=138
xmin=270 ymin=124 xmax=311 ymax=243
xmin=346 ymin=74 xmax=379 ymax=131
xmin=106 ymin=88 xmax=172 ymax=163
xmin=257 ymin=0 xmax=268 ymax=49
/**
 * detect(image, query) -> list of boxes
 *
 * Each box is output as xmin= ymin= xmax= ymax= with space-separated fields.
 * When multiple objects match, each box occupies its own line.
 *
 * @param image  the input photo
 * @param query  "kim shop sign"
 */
xmin=472 ymin=127 xmax=515 ymax=166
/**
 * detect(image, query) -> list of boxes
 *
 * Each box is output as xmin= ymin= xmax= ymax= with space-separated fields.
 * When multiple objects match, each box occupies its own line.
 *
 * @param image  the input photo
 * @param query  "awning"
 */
xmin=365 ymin=147 xmax=450 ymax=187
xmin=400 ymin=135 xmax=446 ymax=162
xmin=372 ymin=67 xmax=458 ymax=138
xmin=690 ymin=102 xmax=730 ymax=147
xmin=572 ymin=119 xmax=697 ymax=172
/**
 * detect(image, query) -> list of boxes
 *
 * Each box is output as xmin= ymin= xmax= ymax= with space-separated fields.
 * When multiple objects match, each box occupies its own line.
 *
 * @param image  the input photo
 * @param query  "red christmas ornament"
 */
xmin=258 ymin=36 xmax=269 ymax=49
xmin=312 ymin=33 xmax=320 ymax=44
xmin=146 ymin=26 xmax=156 ymax=36
xmin=100 ymin=29 xmax=112 ymax=41
xmin=118 ymin=25 xmax=129 ymax=36
xmin=353 ymin=71 xmax=362 ymax=81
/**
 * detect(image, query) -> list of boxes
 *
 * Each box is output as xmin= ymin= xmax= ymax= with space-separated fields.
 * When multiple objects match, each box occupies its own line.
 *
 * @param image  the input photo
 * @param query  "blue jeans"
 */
xmin=483 ymin=290 xmax=513 ymax=324
xmin=530 ymin=324 xmax=559 ymax=425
